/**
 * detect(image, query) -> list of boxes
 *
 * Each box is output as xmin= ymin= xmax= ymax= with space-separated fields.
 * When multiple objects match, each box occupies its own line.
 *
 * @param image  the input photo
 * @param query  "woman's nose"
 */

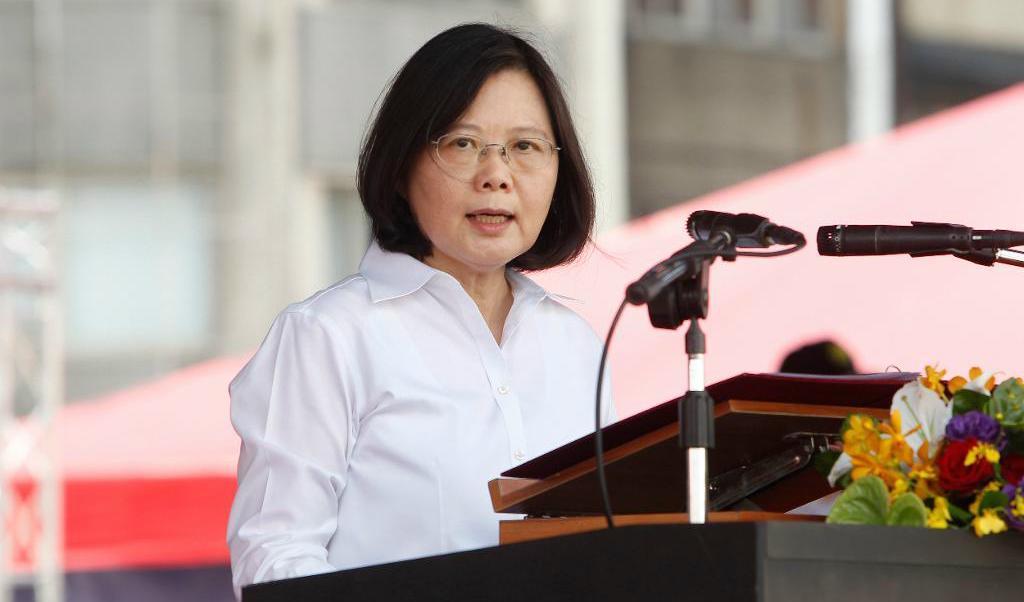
xmin=474 ymin=148 xmax=513 ymax=191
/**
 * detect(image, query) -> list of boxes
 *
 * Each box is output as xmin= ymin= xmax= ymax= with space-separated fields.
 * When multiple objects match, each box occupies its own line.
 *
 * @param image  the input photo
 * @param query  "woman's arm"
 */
xmin=226 ymin=309 xmax=356 ymax=597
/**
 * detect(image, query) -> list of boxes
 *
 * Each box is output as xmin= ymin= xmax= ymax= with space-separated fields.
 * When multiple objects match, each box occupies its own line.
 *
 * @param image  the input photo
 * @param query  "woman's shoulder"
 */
xmin=532 ymin=296 xmax=604 ymax=349
xmin=509 ymin=270 xmax=602 ymax=344
xmin=278 ymin=273 xmax=375 ymax=332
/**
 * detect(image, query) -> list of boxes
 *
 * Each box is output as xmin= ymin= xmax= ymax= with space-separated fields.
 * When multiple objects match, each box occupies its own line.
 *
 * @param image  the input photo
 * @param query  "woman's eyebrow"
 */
xmin=448 ymin=122 xmax=553 ymax=138
xmin=447 ymin=122 xmax=483 ymax=133
xmin=508 ymin=126 xmax=553 ymax=138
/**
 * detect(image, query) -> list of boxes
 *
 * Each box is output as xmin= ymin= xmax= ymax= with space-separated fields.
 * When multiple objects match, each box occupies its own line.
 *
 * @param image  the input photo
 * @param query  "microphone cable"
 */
xmin=594 ymin=297 xmax=627 ymax=529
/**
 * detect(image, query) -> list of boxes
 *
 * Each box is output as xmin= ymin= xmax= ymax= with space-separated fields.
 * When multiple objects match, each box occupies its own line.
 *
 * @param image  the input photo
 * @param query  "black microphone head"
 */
xmin=685 ymin=211 xmax=714 ymax=240
xmin=817 ymin=225 xmax=843 ymax=255
xmin=687 ymin=210 xmax=772 ymax=247
xmin=686 ymin=210 xmax=743 ymax=240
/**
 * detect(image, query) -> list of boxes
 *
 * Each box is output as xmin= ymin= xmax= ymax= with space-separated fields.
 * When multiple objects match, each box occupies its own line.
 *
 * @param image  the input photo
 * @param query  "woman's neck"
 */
xmin=424 ymin=255 xmax=514 ymax=343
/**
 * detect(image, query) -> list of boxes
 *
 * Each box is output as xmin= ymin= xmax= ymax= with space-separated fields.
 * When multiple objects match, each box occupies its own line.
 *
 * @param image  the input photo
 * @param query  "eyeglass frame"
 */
xmin=429 ymin=133 xmax=562 ymax=178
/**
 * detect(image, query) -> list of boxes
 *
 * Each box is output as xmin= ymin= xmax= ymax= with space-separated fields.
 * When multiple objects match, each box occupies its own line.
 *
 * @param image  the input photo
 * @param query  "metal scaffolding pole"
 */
xmin=847 ymin=0 xmax=895 ymax=142
xmin=528 ymin=0 xmax=629 ymax=231
xmin=0 ymin=190 xmax=64 ymax=602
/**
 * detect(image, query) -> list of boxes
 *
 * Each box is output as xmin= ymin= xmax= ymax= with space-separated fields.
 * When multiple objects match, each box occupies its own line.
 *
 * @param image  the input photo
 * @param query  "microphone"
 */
xmin=626 ymin=251 xmax=695 ymax=305
xmin=627 ymin=211 xmax=805 ymax=305
xmin=817 ymin=223 xmax=1024 ymax=256
xmin=687 ymin=211 xmax=805 ymax=247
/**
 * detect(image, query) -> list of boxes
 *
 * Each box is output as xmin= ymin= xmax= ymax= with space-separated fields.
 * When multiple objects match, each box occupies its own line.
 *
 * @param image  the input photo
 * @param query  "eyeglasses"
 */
xmin=430 ymin=133 xmax=560 ymax=180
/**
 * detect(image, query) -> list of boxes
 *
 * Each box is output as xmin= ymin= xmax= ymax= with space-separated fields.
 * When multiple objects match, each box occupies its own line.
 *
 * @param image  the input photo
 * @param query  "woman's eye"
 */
xmin=514 ymin=139 xmax=538 ymax=153
xmin=452 ymin=137 xmax=475 ymax=150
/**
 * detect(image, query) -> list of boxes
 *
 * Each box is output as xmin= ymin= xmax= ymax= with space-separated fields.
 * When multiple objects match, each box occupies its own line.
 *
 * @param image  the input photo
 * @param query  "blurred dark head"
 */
xmin=779 ymin=340 xmax=857 ymax=375
xmin=357 ymin=23 xmax=595 ymax=270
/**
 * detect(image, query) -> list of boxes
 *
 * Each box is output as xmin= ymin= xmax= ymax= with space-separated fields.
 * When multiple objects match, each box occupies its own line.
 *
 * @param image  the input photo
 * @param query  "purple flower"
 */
xmin=1001 ymin=480 xmax=1024 ymax=532
xmin=945 ymin=411 xmax=1002 ymax=444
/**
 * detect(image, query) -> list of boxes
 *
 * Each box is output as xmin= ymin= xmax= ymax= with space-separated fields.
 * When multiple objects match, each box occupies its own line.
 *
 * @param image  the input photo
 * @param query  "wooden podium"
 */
xmin=490 ymin=372 xmax=913 ymax=542
xmin=243 ymin=372 xmax=1024 ymax=602
xmin=245 ymin=520 xmax=1024 ymax=602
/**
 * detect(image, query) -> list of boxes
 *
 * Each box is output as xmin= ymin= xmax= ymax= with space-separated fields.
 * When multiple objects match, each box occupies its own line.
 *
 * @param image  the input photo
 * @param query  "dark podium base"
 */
xmin=244 ymin=522 xmax=1024 ymax=601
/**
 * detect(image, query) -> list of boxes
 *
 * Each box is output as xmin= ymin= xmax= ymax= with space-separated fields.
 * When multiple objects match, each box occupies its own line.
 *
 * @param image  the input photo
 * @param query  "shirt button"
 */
xmin=497 ymin=385 xmax=510 ymax=395
xmin=513 ymin=449 xmax=525 ymax=461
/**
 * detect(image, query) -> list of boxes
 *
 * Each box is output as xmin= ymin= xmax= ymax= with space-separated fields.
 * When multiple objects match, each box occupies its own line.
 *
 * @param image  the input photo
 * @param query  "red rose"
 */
xmin=937 ymin=438 xmax=994 ymax=494
xmin=1001 ymin=453 xmax=1024 ymax=487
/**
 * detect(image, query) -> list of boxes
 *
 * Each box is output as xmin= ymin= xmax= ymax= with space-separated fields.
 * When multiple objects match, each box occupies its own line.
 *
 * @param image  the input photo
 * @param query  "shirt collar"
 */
xmin=359 ymin=241 xmax=439 ymax=303
xmin=359 ymin=241 xmax=569 ymax=305
xmin=506 ymin=269 xmax=555 ymax=305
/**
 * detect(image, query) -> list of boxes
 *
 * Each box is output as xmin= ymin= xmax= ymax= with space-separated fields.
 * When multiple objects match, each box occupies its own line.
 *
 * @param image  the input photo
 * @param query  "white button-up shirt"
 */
xmin=227 ymin=242 xmax=615 ymax=596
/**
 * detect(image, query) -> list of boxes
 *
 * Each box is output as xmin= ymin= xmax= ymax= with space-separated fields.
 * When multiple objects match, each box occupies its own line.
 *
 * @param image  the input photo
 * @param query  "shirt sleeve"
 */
xmin=226 ymin=309 xmax=356 ymax=598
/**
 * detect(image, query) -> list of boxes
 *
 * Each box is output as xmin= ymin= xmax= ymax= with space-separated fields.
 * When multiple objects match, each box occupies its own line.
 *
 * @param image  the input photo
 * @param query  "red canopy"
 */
xmin=44 ymin=83 xmax=1024 ymax=571
xmin=56 ymin=355 xmax=247 ymax=570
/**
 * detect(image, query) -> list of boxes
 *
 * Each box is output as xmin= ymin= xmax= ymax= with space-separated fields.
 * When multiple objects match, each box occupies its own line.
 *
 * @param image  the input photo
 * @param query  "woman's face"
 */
xmin=405 ymin=69 xmax=558 ymax=277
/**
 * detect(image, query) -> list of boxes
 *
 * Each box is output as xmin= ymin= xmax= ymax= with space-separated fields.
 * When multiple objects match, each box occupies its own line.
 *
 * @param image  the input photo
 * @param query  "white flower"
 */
xmin=890 ymin=380 xmax=951 ymax=458
xmin=827 ymin=452 xmax=852 ymax=487
xmin=962 ymin=370 xmax=997 ymax=395
xmin=829 ymin=378 xmax=958 ymax=488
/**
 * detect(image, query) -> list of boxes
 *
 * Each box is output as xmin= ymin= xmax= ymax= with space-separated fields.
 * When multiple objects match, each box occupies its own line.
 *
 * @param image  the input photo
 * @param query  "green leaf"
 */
xmin=947 ymin=501 xmax=973 ymax=524
xmin=987 ymin=379 xmax=1024 ymax=428
xmin=813 ymin=450 xmax=841 ymax=478
xmin=978 ymin=491 xmax=1010 ymax=513
xmin=886 ymin=493 xmax=928 ymax=527
xmin=1004 ymin=429 xmax=1024 ymax=455
xmin=826 ymin=475 xmax=888 ymax=525
xmin=952 ymin=389 xmax=990 ymax=415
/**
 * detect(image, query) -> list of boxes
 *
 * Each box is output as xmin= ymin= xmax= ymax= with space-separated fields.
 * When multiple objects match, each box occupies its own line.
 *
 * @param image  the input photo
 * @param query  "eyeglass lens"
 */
xmin=434 ymin=134 xmax=555 ymax=173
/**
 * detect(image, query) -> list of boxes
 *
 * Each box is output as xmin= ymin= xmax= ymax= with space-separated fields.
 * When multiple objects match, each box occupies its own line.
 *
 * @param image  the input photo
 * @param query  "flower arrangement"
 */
xmin=824 ymin=366 xmax=1024 ymax=536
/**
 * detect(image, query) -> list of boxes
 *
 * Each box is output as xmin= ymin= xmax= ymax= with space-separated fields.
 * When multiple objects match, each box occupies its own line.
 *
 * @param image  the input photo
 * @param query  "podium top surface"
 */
xmin=503 ymin=371 xmax=915 ymax=480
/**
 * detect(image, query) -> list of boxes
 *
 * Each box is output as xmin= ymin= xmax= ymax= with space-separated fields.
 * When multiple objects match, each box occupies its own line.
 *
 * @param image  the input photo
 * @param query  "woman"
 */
xmin=227 ymin=23 xmax=614 ymax=595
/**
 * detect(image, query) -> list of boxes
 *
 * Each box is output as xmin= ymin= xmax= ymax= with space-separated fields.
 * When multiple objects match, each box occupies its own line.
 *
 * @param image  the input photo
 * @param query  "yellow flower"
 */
xmin=1011 ymin=494 xmax=1024 ymax=519
xmin=972 ymin=508 xmax=1007 ymax=537
xmin=927 ymin=497 xmax=951 ymax=529
xmin=843 ymin=411 xmax=923 ymax=492
xmin=889 ymin=476 xmax=910 ymax=500
xmin=921 ymin=365 xmax=948 ymax=399
xmin=843 ymin=415 xmax=878 ymax=449
xmin=969 ymin=482 xmax=1002 ymax=515
xmin=909 ymin=440 xmax=938 ymax=499
xmin=878 ymin=410 xmax=920 ymax=467
xmin=964 ymin=442 xmax=1000 ymax=467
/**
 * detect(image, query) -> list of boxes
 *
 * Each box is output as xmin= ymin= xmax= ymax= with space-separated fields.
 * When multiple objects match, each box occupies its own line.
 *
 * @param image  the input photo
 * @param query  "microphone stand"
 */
xmin=643 ymin=237 xmax=733 ymax=525
xmin=946 ymin=247 xmax=1024 ymax=268
xmin=995 ymin=248 xmax=1024 ymax=268
xmin=615 ymin=216 xmax=804 ymax=528
xmin=681 ymin=318 xmax=713 ymax=524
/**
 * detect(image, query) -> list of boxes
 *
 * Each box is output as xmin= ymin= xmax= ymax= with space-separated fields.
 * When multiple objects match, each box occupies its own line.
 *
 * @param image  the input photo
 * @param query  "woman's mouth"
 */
xmin=469 ymin=214 xmax=511 ymax=224
xmin=466 ymin=211 xmax=514 ymax=232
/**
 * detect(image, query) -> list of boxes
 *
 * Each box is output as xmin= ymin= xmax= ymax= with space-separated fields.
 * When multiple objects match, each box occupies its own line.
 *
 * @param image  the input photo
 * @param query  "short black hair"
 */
xmin=357 ymin=23 xmax=595 ymax=271
xmin=779 ymin=340 xmax=858 ymax=375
